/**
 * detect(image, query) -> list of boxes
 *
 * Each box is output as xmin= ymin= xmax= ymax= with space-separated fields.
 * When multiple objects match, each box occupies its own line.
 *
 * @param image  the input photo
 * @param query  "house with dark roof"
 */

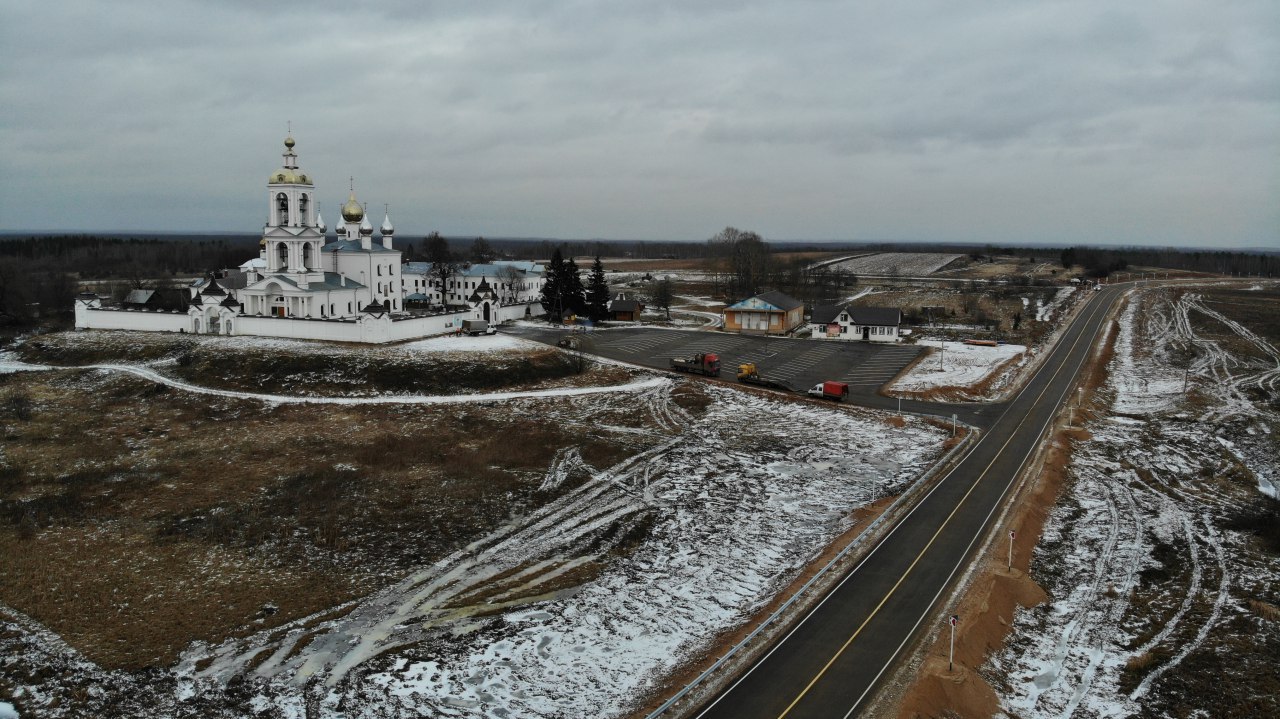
xmin=811 ymin=303 xmax=903 ymax=342
xmin=723 ymin=290 xmax=805 ymax=335
xmin=608 ymin=293 xmax=644 ymax=321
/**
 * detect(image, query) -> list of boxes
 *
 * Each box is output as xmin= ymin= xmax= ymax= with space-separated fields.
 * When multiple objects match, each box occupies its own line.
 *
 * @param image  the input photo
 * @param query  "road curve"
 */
xmin=689 ymin=284 xmax=1126 ymax=719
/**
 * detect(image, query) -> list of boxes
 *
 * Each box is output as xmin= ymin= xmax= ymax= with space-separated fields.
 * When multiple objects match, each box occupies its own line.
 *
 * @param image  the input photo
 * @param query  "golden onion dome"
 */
xmin=284 ymin=135 xmax=296 ymax=150
xmin=268 ymin=168 xmax=312 ymax=185
xmin=341 ymin=193 xmax=364 ymax=222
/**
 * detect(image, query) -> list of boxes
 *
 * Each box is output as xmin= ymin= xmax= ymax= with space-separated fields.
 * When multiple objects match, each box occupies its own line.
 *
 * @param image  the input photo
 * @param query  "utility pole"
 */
xmin=939 ymin=340 xmax=945 ymax=371
xmin=949 ymin=615 xmax=959 ymax=672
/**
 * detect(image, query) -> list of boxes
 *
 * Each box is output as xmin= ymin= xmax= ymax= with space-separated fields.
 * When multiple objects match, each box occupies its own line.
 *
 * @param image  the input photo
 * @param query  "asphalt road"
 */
xmin=688 ymin=284 xmax=1125 ymax=719
xmin=503 ymin=326 xmax=1003 ymax=428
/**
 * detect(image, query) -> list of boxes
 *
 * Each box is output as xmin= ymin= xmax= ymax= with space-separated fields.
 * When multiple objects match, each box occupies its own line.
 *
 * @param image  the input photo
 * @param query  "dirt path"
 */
xmin=0 ymin=355 xmax=667 ymax=405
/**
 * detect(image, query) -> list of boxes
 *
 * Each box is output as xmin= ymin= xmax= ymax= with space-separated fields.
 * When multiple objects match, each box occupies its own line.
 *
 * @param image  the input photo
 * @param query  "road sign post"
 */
xmin=948 ymin=615 xmax=958 ymax=672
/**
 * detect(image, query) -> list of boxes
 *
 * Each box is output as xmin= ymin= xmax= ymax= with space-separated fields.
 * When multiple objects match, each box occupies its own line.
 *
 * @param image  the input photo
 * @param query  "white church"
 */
xmin=75 ymin=135 xmax=545 ymax=343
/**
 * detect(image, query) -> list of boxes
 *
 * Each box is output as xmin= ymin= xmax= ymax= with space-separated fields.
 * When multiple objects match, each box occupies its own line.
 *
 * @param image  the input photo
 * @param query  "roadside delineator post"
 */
xmin=1008 ymin=529 xmax=1016 ymax=570
xmin=949 ymin=614 xmax=959 ymax=672
xmin=951 ymin=413 xmax=957 ymax=437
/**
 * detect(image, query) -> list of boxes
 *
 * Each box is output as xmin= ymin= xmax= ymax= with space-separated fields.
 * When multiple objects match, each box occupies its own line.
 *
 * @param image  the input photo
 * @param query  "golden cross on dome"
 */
xmin=349 ymin=176 xmax=355 ymax=191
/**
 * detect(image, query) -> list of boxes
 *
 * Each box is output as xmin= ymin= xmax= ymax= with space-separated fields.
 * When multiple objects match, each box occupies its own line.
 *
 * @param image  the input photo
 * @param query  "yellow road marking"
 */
xmin=775 ymin=291 xmax=1110 ymax=718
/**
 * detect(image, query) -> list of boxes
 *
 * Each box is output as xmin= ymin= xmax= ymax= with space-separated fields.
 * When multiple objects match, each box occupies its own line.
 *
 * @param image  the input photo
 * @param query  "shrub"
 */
xmin=1225 ymin=496 xmax=1280 ymax=555
xmin=4 ymin=390 xmax=33 ymax=421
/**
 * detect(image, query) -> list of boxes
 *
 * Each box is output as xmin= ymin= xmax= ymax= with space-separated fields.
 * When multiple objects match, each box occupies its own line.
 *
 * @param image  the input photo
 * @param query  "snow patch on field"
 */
xmin=1034 ymin=286 xmax=1077 ymax=323
xmin=826 ymin=252 xmax=961 ymax=276
xmin=888 ymin=339 xmax=1025 ymax=398
xmin=398 ymin=334 xmax=539 ymax=354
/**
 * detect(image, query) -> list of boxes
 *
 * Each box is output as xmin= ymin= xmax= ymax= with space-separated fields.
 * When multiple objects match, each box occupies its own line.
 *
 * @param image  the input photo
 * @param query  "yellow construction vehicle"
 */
xmin=736 ymin=363 xmax=788 ymax=390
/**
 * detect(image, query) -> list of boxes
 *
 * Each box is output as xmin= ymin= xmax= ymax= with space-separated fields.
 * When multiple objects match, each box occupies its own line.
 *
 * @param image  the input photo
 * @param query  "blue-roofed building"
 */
xmin=723 ymin=291 xmax=805 ymax=335
xmin=401 ymin=260 xmax=545 ymax=312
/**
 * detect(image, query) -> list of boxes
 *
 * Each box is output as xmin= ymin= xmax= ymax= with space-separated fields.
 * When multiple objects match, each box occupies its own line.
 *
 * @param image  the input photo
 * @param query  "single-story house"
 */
xmin=811 ymin=304 xmax=903 ymax=343
xmin=723 ymin=290 xmax=805 ymax=335
xmin=608 ymin=293 xmax=645 ymax=321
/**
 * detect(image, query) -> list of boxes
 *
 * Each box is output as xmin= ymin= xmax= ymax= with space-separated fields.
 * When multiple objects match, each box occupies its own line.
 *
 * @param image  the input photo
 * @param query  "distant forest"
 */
xmin=0 ymin=232 xmax=1275 ymax=329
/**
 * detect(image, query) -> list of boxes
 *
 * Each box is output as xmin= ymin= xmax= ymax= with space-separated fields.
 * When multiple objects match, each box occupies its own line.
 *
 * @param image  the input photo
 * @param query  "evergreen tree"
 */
xmin=585 ymin=255 xmax=610 ymax=322
xmin=470 ymin=236 xmax=495 ymax=264
xmin=540 ymin=247 xmax=566 ymax=321
xmin=564 ymin=257 xmax=586 ymax=316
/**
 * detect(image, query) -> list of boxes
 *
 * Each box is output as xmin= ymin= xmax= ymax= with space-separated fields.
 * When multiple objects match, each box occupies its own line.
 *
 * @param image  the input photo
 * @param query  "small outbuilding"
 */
xmin=608 ymin=293 xmax=645 ymax=321
xmin=811 ymin=304 xmax=903 ymax=343
xmin=723 ymin=290 xmax=805 ymax=335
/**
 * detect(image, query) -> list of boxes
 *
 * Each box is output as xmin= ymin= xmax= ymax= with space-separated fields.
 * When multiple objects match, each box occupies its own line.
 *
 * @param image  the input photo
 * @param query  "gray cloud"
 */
xmin=1 ymin=0 xmax=1276 ymax=247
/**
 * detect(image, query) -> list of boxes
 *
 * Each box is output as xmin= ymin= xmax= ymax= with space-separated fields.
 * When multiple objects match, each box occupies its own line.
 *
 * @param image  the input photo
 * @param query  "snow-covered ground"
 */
xmin=1 ymin=365 xmax=948 ymax=717
xmin=1034 ymin=286 xmax=1077 ymax=323
xmin=825 ymin=252 xmax=962 ymax=276
xmin=888 ymin=339 xmax=1026 ymax=399
xmin=990 ymin=286 xmax=1280 ymax=717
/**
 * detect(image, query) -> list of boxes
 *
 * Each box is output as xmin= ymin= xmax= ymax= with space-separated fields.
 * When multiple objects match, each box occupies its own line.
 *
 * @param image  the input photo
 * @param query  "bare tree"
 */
xmin=496 ymin=265 xmax=522 ymax=304
xmin=651 ymin=277 xmax=674 ymax=319
xmin=423 ymin=232 xmax=459 ymax=308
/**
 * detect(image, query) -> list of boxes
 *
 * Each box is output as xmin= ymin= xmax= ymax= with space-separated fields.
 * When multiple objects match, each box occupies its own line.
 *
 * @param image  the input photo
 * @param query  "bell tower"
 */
xmin=261 ymin=133 xmax=325 ymax=284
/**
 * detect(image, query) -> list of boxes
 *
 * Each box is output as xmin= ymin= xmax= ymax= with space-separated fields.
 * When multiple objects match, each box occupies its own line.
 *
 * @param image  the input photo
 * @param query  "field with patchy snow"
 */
xmin=989 ymin=285 xmax=1280 ymax=718
xmin=889 ymin=339 xmax=1026 ymax=401
xmin=0 ymin=340 xmax=947 ymax=718
xmin=827 ymin=252 xmax=963 ymax=276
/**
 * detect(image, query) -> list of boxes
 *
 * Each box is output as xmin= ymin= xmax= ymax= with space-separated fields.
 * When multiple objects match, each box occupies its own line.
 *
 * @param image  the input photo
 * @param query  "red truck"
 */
xmin=807 ymin=380 xmax=850 ymax=402
xmin=670 ymin=352 xmax=721 ymax=376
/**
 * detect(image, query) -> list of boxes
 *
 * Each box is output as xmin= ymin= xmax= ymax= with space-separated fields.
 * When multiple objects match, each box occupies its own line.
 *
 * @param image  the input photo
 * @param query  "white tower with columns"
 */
xmin=261 ymin=135 xmax=325 ymax=286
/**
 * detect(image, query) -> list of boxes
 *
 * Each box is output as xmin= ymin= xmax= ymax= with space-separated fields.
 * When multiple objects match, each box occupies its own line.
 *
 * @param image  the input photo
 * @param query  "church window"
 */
xmin=377 ymin=265 xmax=382 ymax=276
xmin=276 ymin=193 xmax=288 ymax=225
xmin=298 ymin=194 xmax=309 ymax=225
xmin=348 ymin=302 xmax=353 ymax=314
xmin=302 ymin=243 xmax=313 ymax=270
xmin=277 ymin=242 xmax=288 ymax=268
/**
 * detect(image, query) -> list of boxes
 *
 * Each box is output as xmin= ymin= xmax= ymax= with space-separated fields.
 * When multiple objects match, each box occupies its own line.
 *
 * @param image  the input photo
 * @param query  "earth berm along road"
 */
xmin=689 ymin=284 xmax=1126 ymax=719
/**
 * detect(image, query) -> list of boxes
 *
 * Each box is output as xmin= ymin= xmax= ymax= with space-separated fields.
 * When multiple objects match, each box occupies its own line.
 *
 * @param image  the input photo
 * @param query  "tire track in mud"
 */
xmin=181 ymin=383 xmax=688 ymax=688
xmin=997 ymin=286 xmax=1260 ymax=718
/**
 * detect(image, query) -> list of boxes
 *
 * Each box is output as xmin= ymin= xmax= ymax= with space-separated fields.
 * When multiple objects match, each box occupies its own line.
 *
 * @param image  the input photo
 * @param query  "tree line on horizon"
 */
xmin=1 ymin=232 xmax=1275 ymax=330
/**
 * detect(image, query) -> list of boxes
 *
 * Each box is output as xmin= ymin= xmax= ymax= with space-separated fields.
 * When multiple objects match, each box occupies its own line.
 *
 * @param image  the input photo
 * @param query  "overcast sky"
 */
xmin=2 ymin=1 xmax=1277 ymax=248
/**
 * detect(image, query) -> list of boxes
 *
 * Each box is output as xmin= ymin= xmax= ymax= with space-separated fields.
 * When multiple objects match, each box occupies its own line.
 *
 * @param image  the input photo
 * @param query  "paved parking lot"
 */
xmin=509 ymin=326 xmax=923 ymax=395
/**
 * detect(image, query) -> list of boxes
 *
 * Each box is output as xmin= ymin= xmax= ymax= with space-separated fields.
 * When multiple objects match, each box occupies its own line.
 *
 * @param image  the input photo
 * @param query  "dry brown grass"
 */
xmin=0 ymin=365 xmax=659 ymax=670
xmin=1247 ymin=599 xmax=1280 ymax=622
